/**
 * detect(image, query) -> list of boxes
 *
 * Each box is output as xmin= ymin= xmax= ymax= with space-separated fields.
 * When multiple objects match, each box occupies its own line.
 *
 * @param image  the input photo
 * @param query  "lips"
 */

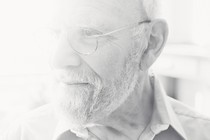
xmin=64 ymin=82 xmax=89 ymax=86
xmin=54 ymin=73 xmax=94 ymax=87
xmin=59 ymin=80 xmax=90 ymax=86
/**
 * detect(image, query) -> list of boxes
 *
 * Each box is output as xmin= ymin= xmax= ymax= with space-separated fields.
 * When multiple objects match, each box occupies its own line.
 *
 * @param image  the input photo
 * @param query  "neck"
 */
xmin=90 ymin=74 xmax=154 ymax=140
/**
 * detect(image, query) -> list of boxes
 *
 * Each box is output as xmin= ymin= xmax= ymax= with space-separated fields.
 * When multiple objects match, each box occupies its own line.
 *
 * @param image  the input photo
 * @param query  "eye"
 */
xmin=82 ymin=28 xmax=103 ymax=37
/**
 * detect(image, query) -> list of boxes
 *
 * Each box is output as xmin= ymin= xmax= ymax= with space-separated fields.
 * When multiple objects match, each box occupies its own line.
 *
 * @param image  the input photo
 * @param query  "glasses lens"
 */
xmin=68 ymin=29 xmax=98 ymax=55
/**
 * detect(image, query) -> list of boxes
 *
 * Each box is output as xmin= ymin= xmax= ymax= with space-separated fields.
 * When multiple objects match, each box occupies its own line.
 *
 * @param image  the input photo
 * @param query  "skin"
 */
xmin=49 ymin=0 xmax=168 ymax=139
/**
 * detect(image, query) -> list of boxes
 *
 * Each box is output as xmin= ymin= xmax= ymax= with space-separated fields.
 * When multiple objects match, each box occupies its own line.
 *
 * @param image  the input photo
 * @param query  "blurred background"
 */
xmin=0 ymin=0 xmax=210 ymax=135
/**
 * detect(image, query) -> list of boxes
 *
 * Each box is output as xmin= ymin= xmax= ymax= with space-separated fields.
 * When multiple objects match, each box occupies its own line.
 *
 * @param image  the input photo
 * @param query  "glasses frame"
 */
xmin=70 ymin=19 xmax=151 ymax=55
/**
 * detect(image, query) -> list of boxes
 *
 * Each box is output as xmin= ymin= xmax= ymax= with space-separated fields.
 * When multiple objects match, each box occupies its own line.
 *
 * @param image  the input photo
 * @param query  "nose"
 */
xmin=50 ymin=39 xmax=82 ymax=69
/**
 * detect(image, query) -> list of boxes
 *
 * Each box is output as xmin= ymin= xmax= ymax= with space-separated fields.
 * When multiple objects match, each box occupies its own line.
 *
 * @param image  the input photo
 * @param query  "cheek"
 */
xmin=83 ymin=44 xmax=124 ymax=79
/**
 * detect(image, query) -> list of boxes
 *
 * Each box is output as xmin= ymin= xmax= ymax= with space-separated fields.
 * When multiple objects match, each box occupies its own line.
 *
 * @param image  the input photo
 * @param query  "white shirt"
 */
xmin=2 ymin=76 xmax=210 ymax=140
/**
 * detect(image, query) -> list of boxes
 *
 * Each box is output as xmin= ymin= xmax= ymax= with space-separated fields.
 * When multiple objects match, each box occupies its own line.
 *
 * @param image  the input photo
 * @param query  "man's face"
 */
xmin=50 ymin=0 xmax=147 ymax=128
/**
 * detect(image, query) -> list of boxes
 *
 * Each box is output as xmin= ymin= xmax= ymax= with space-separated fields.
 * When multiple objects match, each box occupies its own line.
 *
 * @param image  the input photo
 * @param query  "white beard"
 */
xmin=52 ymin=58 xmax=139 ymax=130
xmin=50 ymin=33 xmax=146 ymax=130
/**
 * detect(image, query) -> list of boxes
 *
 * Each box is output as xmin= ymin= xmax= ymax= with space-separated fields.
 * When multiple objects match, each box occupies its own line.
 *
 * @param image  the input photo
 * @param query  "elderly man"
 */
xmin=3 ymin=0 xmax=210 ymax=140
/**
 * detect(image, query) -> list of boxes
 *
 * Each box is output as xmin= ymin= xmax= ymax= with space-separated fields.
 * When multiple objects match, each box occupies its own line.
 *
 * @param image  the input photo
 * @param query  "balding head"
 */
xmin=53 ymin=0 xmax=159 ymax=26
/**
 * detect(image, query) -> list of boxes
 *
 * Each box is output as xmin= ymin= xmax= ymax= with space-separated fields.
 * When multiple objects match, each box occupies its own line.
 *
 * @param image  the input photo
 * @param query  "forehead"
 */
xmin=52 ymin=0 xmax=144 ymax=28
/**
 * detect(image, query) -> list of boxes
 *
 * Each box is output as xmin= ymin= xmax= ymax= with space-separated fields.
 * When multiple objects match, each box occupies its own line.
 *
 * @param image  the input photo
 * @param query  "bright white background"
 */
xmin=155 ymin=0 xmax=210 ymax=115
xmin=0 ymin=0 xmax=210 ymax=135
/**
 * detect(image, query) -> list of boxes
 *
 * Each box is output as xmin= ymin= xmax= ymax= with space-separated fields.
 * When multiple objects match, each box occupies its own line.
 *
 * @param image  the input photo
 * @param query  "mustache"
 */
xmin=53 ymin=67 xmax=102 ymax=87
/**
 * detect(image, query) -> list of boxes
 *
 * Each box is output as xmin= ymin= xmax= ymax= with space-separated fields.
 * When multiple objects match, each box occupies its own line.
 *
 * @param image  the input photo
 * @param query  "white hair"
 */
xmin=115 ymin=0 xmax=161 ymax=21
xmin=141 ymin=0 xmax=160 ymax=19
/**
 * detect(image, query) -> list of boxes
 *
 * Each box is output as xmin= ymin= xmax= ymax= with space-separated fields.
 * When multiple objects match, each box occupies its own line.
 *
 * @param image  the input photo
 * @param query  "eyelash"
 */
xmin=82 ymin=28 xmax=117 ymax=42
xmin=82 ymin=28 xmax=102 ymax=36
xmin=50 ymin=27 xmax=117 ymax=44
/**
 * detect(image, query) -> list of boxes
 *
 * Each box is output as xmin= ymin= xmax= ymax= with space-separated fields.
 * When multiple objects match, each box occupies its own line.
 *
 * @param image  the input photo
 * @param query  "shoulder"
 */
xmin=168 ymin=97 xmax=210 ymax=140
xmin=2 ymin=104 xmax=58 ymax=140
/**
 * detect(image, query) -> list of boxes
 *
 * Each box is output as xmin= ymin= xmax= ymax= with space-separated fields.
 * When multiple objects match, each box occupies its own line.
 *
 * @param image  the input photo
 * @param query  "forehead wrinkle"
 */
xmin=57 ymin=8 xmax=113 ymax=32
xmin=58 ymin=0 xmax=146 ymax=25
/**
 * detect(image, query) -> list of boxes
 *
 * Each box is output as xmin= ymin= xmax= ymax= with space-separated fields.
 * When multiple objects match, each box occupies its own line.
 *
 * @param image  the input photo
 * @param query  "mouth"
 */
xmin=60 ymin=81 xmax=90 ymax=86
xmin=66 ymin=83 xmax=89 ymax=86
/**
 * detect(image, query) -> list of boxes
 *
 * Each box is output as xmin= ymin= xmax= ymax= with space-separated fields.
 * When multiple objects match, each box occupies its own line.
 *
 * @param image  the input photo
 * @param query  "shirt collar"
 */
xmin=53 ymin=120 xmax=72 ymax=140
xmin=53 ymin=117 xmax=101 ymax=139
xmin=53 ymin=74 xmax=187 ymax=140
xmin=149 ymin=74 xmax=187 ymax=140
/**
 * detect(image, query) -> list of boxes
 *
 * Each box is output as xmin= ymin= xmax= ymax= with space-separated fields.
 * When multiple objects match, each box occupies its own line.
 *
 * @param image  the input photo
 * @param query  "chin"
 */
xmin=52 ymin=83 xmax=96 ymax=125
xmin=52 ymin=76 xmax=136 ymax=129
xmin=52 ymin=84 xmax=108 ymax=127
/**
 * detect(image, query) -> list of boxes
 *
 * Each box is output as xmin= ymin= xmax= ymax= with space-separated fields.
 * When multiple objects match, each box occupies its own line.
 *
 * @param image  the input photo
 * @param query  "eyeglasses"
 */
xmin=36 ymin=20 xmax=151 ymax=55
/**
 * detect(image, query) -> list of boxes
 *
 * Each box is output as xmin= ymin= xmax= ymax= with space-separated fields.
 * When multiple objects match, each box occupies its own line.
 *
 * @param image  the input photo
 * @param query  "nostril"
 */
xmin=50 ymin=52 xmax=82 ymax=69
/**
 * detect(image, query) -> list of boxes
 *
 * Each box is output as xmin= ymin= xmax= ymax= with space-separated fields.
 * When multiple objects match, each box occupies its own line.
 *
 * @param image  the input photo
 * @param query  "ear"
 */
xmin=140 ymin=19 xmax=168 ymax=71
